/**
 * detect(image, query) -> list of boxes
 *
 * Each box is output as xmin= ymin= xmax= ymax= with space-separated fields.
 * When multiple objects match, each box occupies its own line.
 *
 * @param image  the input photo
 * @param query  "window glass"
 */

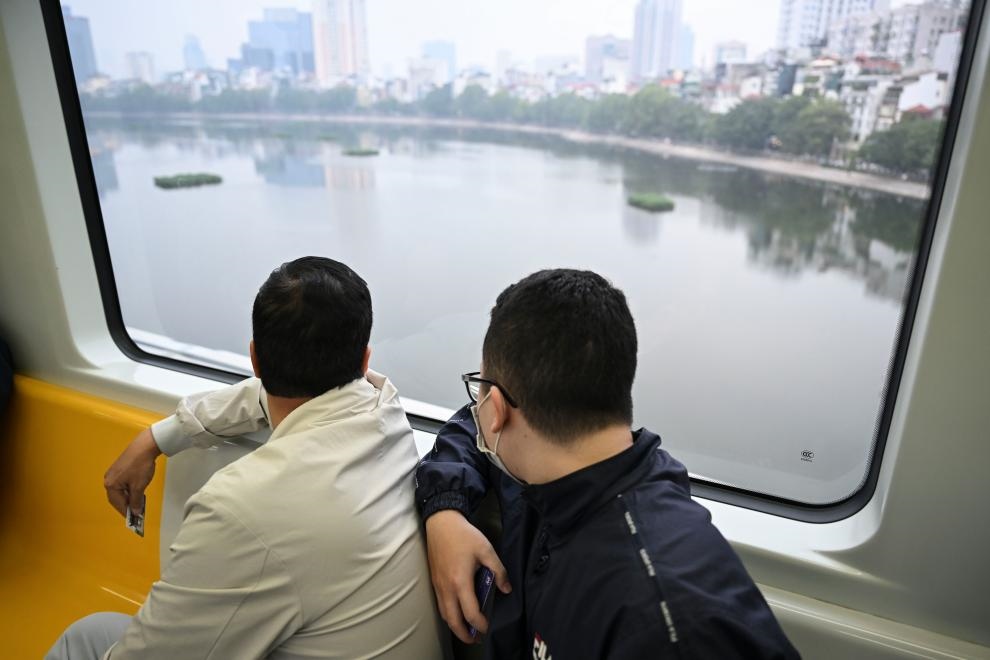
xmin=58 ymin=0 xmax=973 ymax=504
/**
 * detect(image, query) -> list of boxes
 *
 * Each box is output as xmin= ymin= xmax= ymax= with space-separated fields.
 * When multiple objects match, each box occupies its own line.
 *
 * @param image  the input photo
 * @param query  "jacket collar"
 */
xmin=521 ymin=429 xmax=662 ymax=542
xmin=268 ymin=374 xmax=385 ymax=442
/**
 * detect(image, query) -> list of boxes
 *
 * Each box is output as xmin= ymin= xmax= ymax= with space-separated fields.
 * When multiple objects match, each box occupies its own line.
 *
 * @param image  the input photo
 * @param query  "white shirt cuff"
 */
xmin=150 ymin=415 xmax=193 ymax=457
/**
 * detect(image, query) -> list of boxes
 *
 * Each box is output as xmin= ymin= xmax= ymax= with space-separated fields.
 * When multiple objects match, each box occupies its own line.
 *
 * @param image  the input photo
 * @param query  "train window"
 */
xmin=43 ymin=0 xmax=981 ymax=513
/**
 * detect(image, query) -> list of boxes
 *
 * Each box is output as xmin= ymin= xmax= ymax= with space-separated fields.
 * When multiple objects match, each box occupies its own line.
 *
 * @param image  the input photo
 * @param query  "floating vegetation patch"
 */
xmin=342 ymin=148 xmax=379 ymax=157
xmin=153 ymin=173 xmax=223 ymax=189
xmin=627 ymin=192 xmax=675 ymax=212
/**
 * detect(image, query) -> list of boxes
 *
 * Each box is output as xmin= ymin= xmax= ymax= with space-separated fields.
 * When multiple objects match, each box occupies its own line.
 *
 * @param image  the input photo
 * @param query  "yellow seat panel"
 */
xmin=0 ymin=376 xmax=165 ymax=657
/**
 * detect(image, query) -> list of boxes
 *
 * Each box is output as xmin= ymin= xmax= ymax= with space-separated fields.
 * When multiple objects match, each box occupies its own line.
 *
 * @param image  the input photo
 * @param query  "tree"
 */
xmin=198 ymin=89 xmax=271 ymax=113
xmin=374 ymin=97 xmax=412 ymax=116
xmin=84 ymin=85 xmax=192 ymax=114
xmin=275 ymin=88 xmax=319 ymax=113
xmin=456 ymin=85 xmax=489 ymax=119
xmin=485 ymin=91 xmax=524 ymax=123
xmin=316 ymin=85 xmax=357 ymax=113
xmin=777 ymin=99 xmax=850 ymax=158
xmin=712 ymin=98 xmax=779 ymax=151
xmin=420 ymin=85 xmax=455 ymax=117
xmin=768 ymin=96 xmax=810 ymax=151
xmin=858 ymin=117 xmax=944 ymax=174
xmin=542 ymin=93 xmax=591 ymax=128
xmin=585 ymin=93 xmax=630 ymax=134
xmin=621 ymin=85 xmax=704 ymax=141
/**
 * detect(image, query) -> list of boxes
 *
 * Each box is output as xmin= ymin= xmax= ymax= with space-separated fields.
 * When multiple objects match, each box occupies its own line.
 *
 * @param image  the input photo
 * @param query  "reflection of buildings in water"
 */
xmin=747 ymin=231 xmax=808 ymax=277
xmin=746 ymin=200 xmax=913 ymax=302
xmin=252 ymin=141 xmax=374 ymax=190
xmin=383 ymin=136 xmax=416 ymax=156
xmin=383 ymin=135 xmax=448 ymax=158
xmin=323 ymin=165 xmax=375 ymax=190
xmin=621 ymin=204 xmax=662 ymax=244
xmin=697 ymin=197 xmax=745 ymax=234
xmin=256 ymin=153 xmax=327 ymax=187
xmin=863 ymin=240 xmax=912 ymax=303
xmin=89 ymin=147 xmax=119 ymax=197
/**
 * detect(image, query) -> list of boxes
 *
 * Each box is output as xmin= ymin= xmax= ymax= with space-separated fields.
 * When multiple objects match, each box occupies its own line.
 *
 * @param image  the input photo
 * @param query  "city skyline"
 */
xmin=63 ymin=0 xmax=795 ymax=81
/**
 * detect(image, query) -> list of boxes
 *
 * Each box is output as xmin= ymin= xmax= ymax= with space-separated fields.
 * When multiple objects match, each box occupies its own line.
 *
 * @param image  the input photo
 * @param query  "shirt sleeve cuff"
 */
xmin=420 ymin=491 xmax=471 ymax=520
xmin=150 ymin=415 xmax=193 ymax=457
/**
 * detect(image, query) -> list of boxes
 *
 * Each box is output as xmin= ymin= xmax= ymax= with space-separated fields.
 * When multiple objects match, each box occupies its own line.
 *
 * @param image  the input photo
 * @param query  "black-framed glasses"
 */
xmin=461 ymin=372 xmax=518 ymax=408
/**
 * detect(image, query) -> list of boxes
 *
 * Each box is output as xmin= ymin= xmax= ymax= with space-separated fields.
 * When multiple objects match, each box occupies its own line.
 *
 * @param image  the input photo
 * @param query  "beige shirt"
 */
xmin=108 ymin=372 xmax=446 ymax=660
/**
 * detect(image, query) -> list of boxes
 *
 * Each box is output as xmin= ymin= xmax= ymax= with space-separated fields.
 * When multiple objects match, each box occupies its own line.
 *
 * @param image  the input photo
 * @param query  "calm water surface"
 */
xmin=87 ymin=118 xmax=925 ymax=504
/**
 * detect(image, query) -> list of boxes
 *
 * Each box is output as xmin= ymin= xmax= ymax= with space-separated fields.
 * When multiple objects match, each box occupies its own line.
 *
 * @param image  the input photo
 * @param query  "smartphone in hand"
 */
xmin=125 ymin=495 xmax=146 ymax=537
xmin=468 ymin=566 xmax=495 ymax=638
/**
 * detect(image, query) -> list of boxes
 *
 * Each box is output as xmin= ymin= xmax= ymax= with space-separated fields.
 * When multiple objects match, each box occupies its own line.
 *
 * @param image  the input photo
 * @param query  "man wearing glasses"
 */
xmin=416 ymin=269 xmax=798 ymax=659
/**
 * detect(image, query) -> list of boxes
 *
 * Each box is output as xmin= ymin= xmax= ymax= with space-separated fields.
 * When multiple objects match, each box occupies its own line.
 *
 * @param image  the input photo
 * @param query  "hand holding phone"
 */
xmin=468 ymin=566 xmax=495 ymax=638
xmin=125 ymin=495 xmax=146 ymax=537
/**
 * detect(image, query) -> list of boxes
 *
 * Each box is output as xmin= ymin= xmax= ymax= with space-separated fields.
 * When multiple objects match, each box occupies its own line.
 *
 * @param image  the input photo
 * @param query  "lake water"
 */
xmin=86 ymin=117 xmax=926 ymax=505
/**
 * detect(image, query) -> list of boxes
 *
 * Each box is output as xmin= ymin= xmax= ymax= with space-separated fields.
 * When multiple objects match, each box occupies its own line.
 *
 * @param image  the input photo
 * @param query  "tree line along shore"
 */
xmin=81 ymin=82 xmax=940 ymax=191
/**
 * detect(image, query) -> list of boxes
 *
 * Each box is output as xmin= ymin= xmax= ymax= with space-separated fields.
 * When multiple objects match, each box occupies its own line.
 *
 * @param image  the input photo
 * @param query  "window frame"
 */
xmin=37 ymin=0 xmax=988 ymax=521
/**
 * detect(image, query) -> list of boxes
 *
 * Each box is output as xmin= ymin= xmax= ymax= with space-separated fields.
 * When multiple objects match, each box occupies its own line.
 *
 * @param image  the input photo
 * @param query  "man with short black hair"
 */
xmin=49 ymin=257 xmax=445 ymax=659
xmin=417 ymin=269 xmax=798 ymax=659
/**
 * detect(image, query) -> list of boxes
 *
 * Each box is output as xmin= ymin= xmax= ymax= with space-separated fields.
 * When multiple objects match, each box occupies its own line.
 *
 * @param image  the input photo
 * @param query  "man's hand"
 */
xmin=425 ymin=509 xmax=512 ymax=644
xmin=104 ymin=427 xmax=162 ymax=518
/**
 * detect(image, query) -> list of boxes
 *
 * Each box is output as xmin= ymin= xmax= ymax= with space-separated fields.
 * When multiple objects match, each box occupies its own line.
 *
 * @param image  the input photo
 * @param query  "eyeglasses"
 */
xmin=461 ymin=371 xmax=518 ymax=408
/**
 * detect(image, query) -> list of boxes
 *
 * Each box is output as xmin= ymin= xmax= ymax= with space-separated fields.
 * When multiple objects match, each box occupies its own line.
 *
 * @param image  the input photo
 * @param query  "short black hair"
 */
xmin=482 ymin=269 xmax=637 ymax=443
xmin=252 ymin=257 xmax=372 ymax=398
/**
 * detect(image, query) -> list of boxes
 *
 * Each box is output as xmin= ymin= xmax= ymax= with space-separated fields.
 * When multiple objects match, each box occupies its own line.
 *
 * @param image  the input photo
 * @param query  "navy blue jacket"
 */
xmin=415 ymin=406 xmax=799 ymax=659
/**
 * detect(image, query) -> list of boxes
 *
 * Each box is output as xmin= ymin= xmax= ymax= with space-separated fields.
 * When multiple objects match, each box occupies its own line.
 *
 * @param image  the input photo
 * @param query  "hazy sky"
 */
xmin=64 ymin=0 xmax=927 ymax=81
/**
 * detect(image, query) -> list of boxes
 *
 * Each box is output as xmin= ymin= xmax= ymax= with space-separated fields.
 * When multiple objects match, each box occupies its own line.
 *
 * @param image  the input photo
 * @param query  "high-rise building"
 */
xmin=714 ymin=40 xmax=748 ymax=65
xmin=777 ymin=0 xmax=891 ymax=53
xmin=126 ymin=52 xmax=156 ymax=85
xmin=883 ymin=1 xmax=966 ymax=65
xmin=934 ymin=30 xmax=963 ymax=90
xmin=631 ymin=0 xmax=683 ymax=81
xmin=826 ymin=1 xmax=966 ymax=64
xmin=675 ymin=24 xmax=695 ymax=71
xmin=246 ymin=9 xmax=314 ymax=76
xmin=183 ymin=35 xmax=208 ymax=71
xmin=408 ymin=59 xmax=449 ymax=99
xmin=585 ymin=35 xmax=632 ymax=83
xmin=825 ymin=11 xmax=885 ymax=59
xmin=422 ymin=41 xmax=456 ymax=84
xmin=61 ymin=6 xmax=98 ymax=83
xmin=312 ymin=0 xmax=370 ymax=85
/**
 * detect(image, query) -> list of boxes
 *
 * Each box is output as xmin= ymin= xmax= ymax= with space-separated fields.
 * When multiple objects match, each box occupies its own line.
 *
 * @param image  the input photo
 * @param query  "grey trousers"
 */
xmin=44 ymin=612 xmax=132 ymax=660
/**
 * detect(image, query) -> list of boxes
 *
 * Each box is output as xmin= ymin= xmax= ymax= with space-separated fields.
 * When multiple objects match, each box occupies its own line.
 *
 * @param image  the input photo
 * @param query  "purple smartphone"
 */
xmin=468 ymin=566 xmax=495 ymax=638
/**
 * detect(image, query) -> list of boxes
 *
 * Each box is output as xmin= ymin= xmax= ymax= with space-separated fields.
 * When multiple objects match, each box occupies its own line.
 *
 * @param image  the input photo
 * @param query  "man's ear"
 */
xmin=488 ymin=386 xmax=510 ymax=434
xmin=249 ymin=340 xmax=260 ymax=378
xmin=361 ymin=346 xmax=371 ymax=374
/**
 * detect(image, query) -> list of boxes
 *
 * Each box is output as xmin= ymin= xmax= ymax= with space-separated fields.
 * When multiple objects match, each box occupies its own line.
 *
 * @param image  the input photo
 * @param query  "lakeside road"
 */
xmin=94 ymin=111 xmax=931 ymax=200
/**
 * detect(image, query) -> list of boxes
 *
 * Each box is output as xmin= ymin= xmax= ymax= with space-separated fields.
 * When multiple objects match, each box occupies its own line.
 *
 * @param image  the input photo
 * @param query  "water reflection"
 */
xmin=86 ymin=117 xmax=924 ymax=304
xmin=90 ymin=147 xmax=118 ymax=197
xmin=622 ymin=204 xmax=663 ymax=244
xmin=252 ymin=142 xmax=376 ymax=190
xmin=621 ymin=158 xmax=922 ymax=303
xmin=254 ymin=147 xmax=326 ymax=187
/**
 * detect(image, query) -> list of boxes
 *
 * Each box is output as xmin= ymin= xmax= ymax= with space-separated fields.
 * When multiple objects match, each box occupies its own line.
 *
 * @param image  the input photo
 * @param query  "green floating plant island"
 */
xmin=342 ymin=148 xmax=379 ymax=157
xmin=153 ymin=173 xmax=223 ymax=189
xmin=627 ymin=193 xmax=675 ymax=213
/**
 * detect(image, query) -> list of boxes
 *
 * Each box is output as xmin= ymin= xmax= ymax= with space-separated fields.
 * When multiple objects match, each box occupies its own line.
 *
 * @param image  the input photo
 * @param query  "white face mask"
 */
xmin=471 ymin=390 xmax=524 ymax=485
